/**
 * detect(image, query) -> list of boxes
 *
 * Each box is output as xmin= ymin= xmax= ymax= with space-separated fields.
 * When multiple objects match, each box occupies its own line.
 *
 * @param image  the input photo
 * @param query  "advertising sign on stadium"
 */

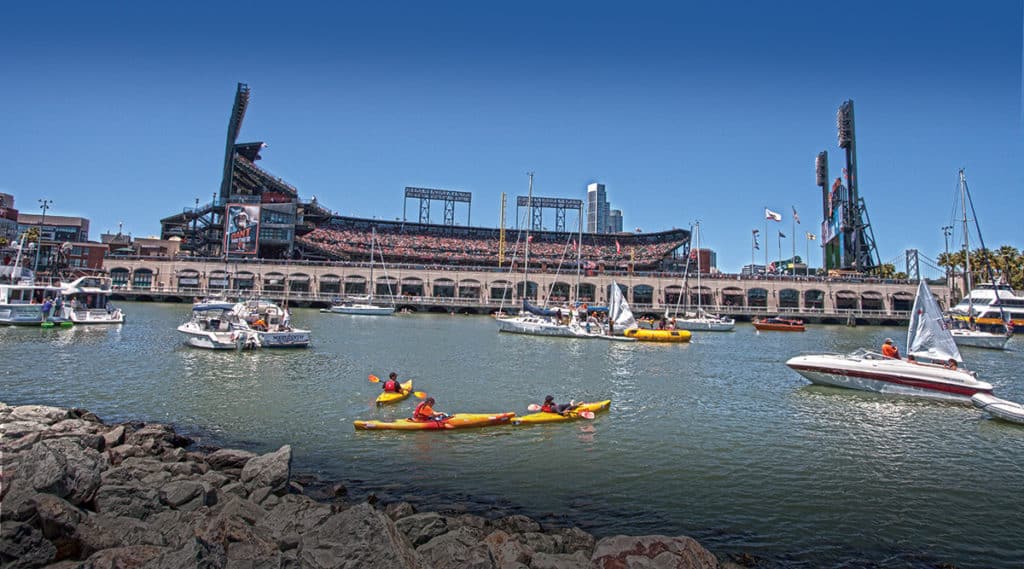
xmin=224 ymin=204 xmax=260 ymax=256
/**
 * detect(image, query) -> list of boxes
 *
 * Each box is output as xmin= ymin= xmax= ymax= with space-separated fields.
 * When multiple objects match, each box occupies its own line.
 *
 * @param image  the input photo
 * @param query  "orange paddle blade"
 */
xmin=368 ymin=375 xmax=380 ymax=383
xmin=413 ymin=391 xmax=427 ymax=399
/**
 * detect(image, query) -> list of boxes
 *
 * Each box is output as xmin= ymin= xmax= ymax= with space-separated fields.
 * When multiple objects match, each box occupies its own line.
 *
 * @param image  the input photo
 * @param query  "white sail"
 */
xmin=908 ymin=280 xmax=962 ymax=363
xmin=609 ymin=281 xmax=637 ymax=329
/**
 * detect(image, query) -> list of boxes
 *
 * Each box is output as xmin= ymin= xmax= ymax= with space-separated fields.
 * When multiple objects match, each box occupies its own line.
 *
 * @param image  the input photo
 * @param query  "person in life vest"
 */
xmin=382 ymin=372 xmax=402 ymax=393
xmin=413 ymin=397 xmax=448 ymax=422
xmin=881 ymin=338 xmax=900 ymax=359
xmin=540 ymin=395 xmax=577 ymax=415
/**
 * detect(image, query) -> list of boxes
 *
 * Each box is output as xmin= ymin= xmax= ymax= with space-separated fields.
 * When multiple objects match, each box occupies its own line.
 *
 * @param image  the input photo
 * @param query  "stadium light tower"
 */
xmin=33 ymin=199 xmax=52 ymax=274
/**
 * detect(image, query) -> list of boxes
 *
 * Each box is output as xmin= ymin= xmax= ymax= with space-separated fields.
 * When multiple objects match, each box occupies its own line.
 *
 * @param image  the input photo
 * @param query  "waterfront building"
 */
xmin=0 ymin=193 xmax=19 ymax=243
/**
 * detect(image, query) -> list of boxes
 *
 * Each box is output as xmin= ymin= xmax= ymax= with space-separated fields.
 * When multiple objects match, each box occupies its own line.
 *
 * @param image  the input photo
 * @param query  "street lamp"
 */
xmin=33 ymin=199 xmax=52 ymax=275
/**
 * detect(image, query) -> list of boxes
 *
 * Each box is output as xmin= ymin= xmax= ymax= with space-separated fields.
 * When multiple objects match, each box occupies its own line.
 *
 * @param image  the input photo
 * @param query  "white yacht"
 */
xmin=949 ymin=283 xmax=1024 ymax=330
xmin=57 ymin=276 xmax=125 ymax=324
xmin=322 ymin=296 xmax=395 ymax=316
xmin=0 ymin=266 xmax=63 ymax=326
xmin=177 ymin=300 xmax=310 ymax=349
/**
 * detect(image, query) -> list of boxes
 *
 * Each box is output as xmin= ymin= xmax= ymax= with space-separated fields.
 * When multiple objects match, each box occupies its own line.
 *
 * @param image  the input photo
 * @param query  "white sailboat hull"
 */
xmin=950 ymin=329 xmax=1010 ymax=350
xmin=787 ymin=353 xmax=993 ymax=403
xmin=325 ymin=304 xmax=395 ymax=316
xmin=673 ymin=317 xmax=735 ymax=332
xmin=496 ymin=316 xmax=583 ymax=337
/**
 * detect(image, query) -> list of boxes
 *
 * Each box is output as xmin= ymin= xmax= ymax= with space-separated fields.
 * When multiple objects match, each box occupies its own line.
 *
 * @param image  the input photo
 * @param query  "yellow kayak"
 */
xmin=624 ymin=328 xmax=691 ymax=342
xmin=354 ymin=412 xmax=516 ymax=431
xmin=375 ymin=380 xmax=413 ymax=406
xmin=511 ymin=400 xmax=611 ymax=425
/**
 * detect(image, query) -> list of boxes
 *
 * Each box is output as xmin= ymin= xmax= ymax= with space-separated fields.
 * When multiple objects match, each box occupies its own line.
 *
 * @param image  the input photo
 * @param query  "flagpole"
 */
xmin=806 ymin=234 xmax=810 ymax=276
xmin=791 ymin=212 xmax=796 ymax=276
xmin=751 ymin=231 xmax=755 ymax=274
xmin=764 ymin=215 xmax=768 ymax=272
xmin=777 ymin=230 xmax=781 ymax=274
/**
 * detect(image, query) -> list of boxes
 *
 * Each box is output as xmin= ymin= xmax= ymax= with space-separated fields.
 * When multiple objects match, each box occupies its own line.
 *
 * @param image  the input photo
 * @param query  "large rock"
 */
xmin=256 ymin=494 xmax=333 ymax=545
xmin=102 ymin=425 xmax=126 ymax=448
xmin=240 ymin=445 xmax=291 ymax=495
xmin=300 ymin=502 xmax=426 ymax=569
xmin=9 ymin=405 xmax=69 ymax=425
xmin=141 ymin=537 xmax=227 ymax=569
xmin=395 ymin=512 xmax=450 ymax=547
xmin=492 ymin=514 xmax=541 ymax=535
xmin=0 ymin=520 xmax=57 ymax=569
xmin=1 ymin=420 xmax=49 ymax=440
xmin=530 ymin=551 xmax=591 ymax=569
xmin=21 ymin=437 xmax=107 ymax=506
xmin=158 ymin=480 xmax=212 ymax=511
xmin=125 ymin=423 xmax=192 ymax=449
xmin=482 ymin=530 xmax=534 ymax=568
xmin=205 ymin=448 xmax=258 ymax=473
xmin=590 ymin=535 xmax=719 ymax=569
xmin=416 ymin=526 xmax=493 ymax=569
xmin=93 ymin=484 xmax=162 ymax=519
xmin=83 ymin=545 xmax=166 ymax=569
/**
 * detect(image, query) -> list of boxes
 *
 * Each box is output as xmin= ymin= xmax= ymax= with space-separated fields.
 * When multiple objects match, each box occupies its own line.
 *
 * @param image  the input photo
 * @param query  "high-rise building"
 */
xmin=587 ymin=182 xmax=610 ymax=233
xmin=608 ymin=209 xmax=623 ymax=233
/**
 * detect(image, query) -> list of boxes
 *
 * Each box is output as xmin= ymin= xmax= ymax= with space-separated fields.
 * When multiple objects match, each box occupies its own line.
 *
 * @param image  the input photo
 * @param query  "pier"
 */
xmin=105 ymin=257 xmax=950 ymax=325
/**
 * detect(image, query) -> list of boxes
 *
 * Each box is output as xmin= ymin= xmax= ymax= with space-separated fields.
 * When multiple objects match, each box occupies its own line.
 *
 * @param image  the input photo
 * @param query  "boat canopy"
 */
xmin=192 ymin=303 xmax=237 ymax=312
xmin=908 ymin=280 xmax=963 ymax=363
xmin=522 ymin=299 xmax=558 ymax=317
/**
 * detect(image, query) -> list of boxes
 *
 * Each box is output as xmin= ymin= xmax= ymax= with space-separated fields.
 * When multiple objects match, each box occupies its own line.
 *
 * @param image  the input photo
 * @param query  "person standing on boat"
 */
xmin=382 ymin=372 xmax=402 ymax=393
xmin=881 ymin=338 xmax=900 ymax=359
xmin=41 ymin=297 xmax=53 ymax=320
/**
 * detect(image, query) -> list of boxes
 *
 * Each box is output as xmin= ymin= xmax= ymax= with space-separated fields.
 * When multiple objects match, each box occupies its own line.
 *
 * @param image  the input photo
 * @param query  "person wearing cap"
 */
xmin=881 ymin=338 xmax=900 ymax=359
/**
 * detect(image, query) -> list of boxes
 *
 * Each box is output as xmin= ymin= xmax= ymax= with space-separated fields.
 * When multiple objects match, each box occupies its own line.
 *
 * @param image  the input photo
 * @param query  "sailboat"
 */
xmin=669 ymin=222 xmax=735 ymax=332
xmin=946 ymin=169 xmax=1011 ymax=350
xmin=786 ymin=280 xmax=993 ymax=402
xmin=323 ymin=226 xmax=395 ymax=316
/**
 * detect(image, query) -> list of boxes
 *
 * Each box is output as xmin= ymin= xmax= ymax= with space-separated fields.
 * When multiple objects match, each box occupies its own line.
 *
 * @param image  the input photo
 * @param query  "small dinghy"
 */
xmin=972 ymin=393 xmax=1024 ymax=425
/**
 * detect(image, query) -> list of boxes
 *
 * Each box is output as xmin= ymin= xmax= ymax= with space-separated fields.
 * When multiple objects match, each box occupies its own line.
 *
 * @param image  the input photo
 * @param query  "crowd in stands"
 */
xmin=296 ymin=225 xmax=687 ymax=270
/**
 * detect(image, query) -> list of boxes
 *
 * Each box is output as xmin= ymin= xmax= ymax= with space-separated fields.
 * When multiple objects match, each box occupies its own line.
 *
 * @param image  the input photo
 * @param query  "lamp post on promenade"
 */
xmin=33 ymin=199 xmax=52 ymax=275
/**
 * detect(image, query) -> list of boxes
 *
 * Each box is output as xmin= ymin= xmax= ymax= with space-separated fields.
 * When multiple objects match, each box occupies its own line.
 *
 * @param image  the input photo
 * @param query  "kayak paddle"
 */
xmin=368 ymin=374 xmax=380 ymax=383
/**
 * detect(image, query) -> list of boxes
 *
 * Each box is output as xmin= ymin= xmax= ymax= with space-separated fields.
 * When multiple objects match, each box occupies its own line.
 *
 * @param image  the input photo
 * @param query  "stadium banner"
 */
xmin=224 ymin=204 xmax=260 ymax=256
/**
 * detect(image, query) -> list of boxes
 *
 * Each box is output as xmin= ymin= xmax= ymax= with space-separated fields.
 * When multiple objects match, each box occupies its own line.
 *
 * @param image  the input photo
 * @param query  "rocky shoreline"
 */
xmin=1 ymin=402 xmax=742 ymax=569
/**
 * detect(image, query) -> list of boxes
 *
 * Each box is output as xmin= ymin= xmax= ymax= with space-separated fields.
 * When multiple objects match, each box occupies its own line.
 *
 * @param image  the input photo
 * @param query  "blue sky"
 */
xmin=2 ymin=1 xmax=1021 ymax=273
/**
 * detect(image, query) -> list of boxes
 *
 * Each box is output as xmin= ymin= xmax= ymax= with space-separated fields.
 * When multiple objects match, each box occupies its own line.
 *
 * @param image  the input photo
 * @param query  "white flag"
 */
xmin=765 ymin=208 xmax=782 ymax=222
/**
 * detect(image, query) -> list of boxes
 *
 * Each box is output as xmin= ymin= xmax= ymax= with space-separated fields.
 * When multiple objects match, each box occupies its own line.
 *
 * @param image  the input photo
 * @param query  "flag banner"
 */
xmin=571 ymin=239 xmax=577 ymax=251
xmin=765 ymin=208 xmax=782 ymax=221
xmin=806 ymin=232 xmax=816 ymax=241
xmin=753 ymin=232 xmax=760 ymax=250
xmin=752 ymin=229 xmax=759 ymax=234
xmin=527 ymin=235 xmax=534 ymax=243
xmin=779 ymin=231 xmax=786 ymax=238
xmin=792 ymin=206 xmax=800 ymax=224
xmin=615 ymin=240 xmax=621 ymax=254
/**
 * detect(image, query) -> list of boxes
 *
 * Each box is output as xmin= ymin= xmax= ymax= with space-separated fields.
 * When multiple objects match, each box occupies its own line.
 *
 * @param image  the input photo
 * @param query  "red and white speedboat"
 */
xmin=786 ymin=281 xmax=993 ymax=403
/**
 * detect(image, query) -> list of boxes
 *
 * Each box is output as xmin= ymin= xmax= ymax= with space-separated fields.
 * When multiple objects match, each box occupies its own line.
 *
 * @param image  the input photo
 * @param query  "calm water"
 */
xmin=2 ymin=302 xmax=1023 ymax=568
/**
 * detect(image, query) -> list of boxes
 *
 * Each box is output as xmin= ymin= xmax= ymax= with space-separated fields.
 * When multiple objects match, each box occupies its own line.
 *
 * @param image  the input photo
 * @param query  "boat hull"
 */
xmin=972 ymin=393 xmax=1024 ymax=424
xmin=375 ymin=380 xmax=413 ymax=406
xmin=325 ymin=305 xmax=395 ymax=316
xmin=753 ymin=320 xmax=805 ymax=332
xmin=674 ymin=319 xmax=735 ymax=332
xmin=256 ymin=329 xmax=311 ymax=348
xmin=950 ymin=330 xmax=1010 ymax=350
xmin=353 ymin=412 xmax=515 ymax=430
xmin=624 ymin=328 xmax=691 ymax=342
xmin=512 ymin=400 xmax=611 ymax=425
xmin=787 ymin=354 xmax=993 ymax=403
xmin=496 ymin=317 xmax=581 ymax=337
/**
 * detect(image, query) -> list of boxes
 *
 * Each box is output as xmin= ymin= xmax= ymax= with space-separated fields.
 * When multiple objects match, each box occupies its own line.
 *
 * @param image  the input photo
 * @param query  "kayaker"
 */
xmin=413 ymin=397 xmax=448 ymax=422
xmin=382 ymin=372 xmax=402 ymax=393
xmin=881 ymin=338 xmax=900 ymax=359
xmin=540 ymin=395 xmax=577 ymax=415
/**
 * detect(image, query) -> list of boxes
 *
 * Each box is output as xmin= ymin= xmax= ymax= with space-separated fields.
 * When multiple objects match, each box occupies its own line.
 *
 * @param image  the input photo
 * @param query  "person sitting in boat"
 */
xmin=540 ymin=395 xmax=578 ymax=415
xmin=944 ymin=358 xmax=958 ymax=370
xmin=881 ymin=338 xmax=900 ymax=359
xmin=382 ymin=372 xmax=403 ymax=393
xmin=251 ymin=317 xmax=267 ymax=331
xmin=413 ymin=397 xmax=448 ymax=422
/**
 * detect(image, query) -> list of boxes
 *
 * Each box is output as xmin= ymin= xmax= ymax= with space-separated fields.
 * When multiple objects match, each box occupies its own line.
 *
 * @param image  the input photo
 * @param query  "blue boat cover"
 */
xmin=523 ymin=299 xmax=559 ymax=317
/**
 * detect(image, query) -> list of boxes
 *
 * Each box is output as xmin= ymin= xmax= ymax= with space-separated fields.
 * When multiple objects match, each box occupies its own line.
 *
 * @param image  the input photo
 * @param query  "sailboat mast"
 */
xmin=575 ymin=199 xmax=582 ymax=306
xmin=960 ymin=170 xmax=972 ymax=311
xmin=695 ymin=221 xmax=702 ymax=315
xmin=369 ymin=226 xmax=375 ymax=301
xmin=961 ymin=169 xmax=1007 ymax=325
xmin=523 ymin=172 xmax=533 ymax=298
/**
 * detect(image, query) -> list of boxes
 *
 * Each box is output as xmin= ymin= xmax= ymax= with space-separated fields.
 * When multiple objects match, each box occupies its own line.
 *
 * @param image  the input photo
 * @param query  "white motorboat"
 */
xmin=949 ymin=328 xmax=1010 ymax=350
xmin=972 ymin=393 xmax=1024 ymax=425
xmin=57 ymin=276 xmax=125 ymax=324
xmin=177 ymin=302 xmax=256 ymax=349
xmin=0 ymin=240 xmax=64 ymax=326
xmin=235 ymin=299 xmax=311 ymax=348
xmin=786 ymin=280 xmax=993 ymax=403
